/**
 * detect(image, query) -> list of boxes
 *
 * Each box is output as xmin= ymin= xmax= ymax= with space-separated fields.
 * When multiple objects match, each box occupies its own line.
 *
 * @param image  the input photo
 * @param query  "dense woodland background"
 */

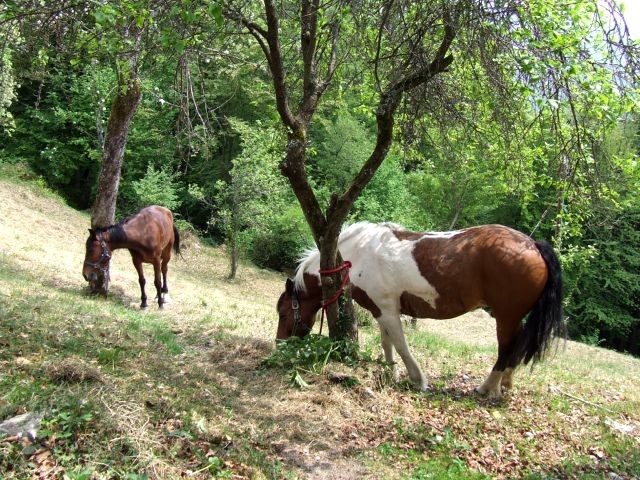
xmin=1 ymin=1 xmax=639 ymax=355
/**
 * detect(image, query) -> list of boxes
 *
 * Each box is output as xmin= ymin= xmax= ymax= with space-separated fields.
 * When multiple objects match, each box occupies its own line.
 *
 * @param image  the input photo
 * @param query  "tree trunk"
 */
xmin=318 ymin=231 xmax=357 ymax=341
xmin=282 ymin=130 xmax=359 ymax=341
xmin=228 ymin=235 xmax=238 ymax=279
xmin=91 ymin=79 xmax=142 ymax=228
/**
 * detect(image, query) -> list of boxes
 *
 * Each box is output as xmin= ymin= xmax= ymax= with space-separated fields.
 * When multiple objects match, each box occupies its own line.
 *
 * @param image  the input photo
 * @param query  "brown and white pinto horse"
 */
xmin=82 ymin=205 xmax=180 ymax=309
xmin=276 ymin=222 xmax=565 ymax=397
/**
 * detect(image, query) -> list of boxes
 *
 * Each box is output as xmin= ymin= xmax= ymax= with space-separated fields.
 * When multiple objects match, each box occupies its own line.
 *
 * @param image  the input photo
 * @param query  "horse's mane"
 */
xmin=293 ymin=222 xmax=401 ymax=291
xmin=93 ymin=219 xmax=128 ymax=244
xmin=293 ymin=247 xmax=320 ymax=291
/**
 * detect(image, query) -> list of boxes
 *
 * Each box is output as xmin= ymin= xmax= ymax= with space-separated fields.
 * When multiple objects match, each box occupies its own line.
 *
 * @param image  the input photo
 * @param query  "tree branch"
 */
xmin=317 ymin=17 xmax=341 ymax=96
xmin=332 ymin=9 xmax=457 ymax=225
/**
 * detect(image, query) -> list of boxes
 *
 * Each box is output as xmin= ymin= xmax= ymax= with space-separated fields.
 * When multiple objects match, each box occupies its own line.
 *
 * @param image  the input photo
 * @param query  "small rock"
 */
xmin=604 ymin=418 xmax=635 ymax=435
xmin=14 ymin=357 xmax=32 ymax=367
xmin=361 ymin=387 xmax=376 ymax=399
xmin=0 ymin=412 xmax=44 ymax=440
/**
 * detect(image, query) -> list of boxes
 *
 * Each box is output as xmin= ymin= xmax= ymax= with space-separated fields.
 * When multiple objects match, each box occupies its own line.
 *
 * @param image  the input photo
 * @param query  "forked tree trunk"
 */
xmin=283 ymin=130 xmax=359 ymax=341
xmin=91 ymin=79 xmax=142 ymax=228
xmin=231 ymin=1 xmax=455 ymax=342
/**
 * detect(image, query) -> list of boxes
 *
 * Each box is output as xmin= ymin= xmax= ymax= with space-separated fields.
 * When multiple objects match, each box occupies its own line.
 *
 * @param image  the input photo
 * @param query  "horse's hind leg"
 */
xmin=159 ymin=244 xmax=173 ymax=303
xmin=161 ymin=256 xmax=169 ymax=294
xmin=377 ymin=313 xmax=428 ymax=390
xmin=152 ymin=259 xmax=164 ymax=309
xmin=477 ymin=315 xmax=521 ymax=397
xmin=159 ymin=256 xmax=173 ymax=304
xmin=132 ymin=256 xmax=148 ymax=309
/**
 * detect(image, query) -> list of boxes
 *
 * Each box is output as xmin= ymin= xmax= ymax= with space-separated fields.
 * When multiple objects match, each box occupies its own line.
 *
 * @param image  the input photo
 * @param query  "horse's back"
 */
xmin=124 ymin=206 xmax=175 ymax=255
xmin=302 ymin=222 xmax=550 ymax=321
xmin=140 ymin=205 xmax=173 ymax=227
xmin=387 ymin=224 xmax=547 ymax=320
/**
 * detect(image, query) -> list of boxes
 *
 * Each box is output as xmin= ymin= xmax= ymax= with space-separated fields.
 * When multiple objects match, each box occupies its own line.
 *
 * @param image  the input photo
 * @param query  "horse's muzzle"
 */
xmin=89 ymin=282 xmax=109 ymax=296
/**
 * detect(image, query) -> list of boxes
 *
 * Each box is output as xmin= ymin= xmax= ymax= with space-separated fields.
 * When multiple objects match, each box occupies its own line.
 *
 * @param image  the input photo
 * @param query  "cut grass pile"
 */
xmin=0 ymin=170 xmax=639 ymax=479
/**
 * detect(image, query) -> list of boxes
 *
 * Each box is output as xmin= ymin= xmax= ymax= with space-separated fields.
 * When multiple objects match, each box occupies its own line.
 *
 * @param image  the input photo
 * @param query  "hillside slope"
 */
xmin=0 ymin=174 xmax=639 ymax=479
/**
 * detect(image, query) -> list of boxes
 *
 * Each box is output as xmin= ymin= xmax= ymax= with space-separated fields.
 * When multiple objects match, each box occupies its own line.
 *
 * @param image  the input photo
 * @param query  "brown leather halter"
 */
xmin=83 ymin=232 xmax=111 ymax=277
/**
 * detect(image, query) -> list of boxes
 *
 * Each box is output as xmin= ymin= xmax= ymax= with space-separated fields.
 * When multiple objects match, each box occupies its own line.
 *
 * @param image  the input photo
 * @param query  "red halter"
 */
xmin=318 ymin=261 xmax=352 ymax=335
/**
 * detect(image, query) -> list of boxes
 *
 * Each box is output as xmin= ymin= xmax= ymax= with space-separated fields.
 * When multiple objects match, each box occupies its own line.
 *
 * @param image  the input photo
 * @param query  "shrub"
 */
xmin=128 ymin=164 xmax=182 ymax=212
xmin=244 ymin=206 xmax=312 ymax=271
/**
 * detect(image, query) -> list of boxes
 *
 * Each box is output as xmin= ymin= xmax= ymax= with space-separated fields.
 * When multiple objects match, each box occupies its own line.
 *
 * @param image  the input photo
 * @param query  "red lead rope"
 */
xmin=318 ymin=260 xmax=352 ymax=335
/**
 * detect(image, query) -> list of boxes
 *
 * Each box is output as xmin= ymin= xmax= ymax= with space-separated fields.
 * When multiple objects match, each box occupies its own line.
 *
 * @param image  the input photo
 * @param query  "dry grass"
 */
xmin=1 ymin=175 xmax=639 ymax=480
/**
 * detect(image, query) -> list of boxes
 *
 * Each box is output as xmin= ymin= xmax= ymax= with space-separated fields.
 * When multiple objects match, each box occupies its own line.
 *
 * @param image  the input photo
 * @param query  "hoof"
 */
xmin=413 ymin=378 xmax=430 ymax=392
xmin=475 ymin=385 xmax=502 ymax=398
xmin=140 ymin=304 xmax=148 ymax=310
xmin=500 ymin=380 xmax=513 ymax=390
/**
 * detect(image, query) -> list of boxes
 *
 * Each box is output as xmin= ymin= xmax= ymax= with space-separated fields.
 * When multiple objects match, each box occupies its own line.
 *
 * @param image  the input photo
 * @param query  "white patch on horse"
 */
xmin=294 ymin=222 xmax=441 ymax=310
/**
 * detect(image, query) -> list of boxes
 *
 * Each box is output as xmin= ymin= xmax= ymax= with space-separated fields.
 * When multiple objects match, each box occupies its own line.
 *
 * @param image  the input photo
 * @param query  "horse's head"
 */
xmin=82 ymin=228 xmax=111 ymax=295
xmin=276 ymin=276 xmax=322 ymax=339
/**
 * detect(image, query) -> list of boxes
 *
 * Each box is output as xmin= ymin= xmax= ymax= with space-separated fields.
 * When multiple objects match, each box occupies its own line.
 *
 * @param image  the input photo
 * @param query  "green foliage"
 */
xmin=0 ymin=30 xmax=18 ymax=134
xmin=0 ymin=62 xmax=111 ymax=208
xmin=354 ymin=151 xmax=417 ymax=224
xmin=263 ymin=334 xmax=364 ymax=371
xmin=210 ymin=118 xmax=311 ymax=272
xmin=564 ymin=203 xmax=640 ymax=354
xmin=310 ymin=112 xmax=374 ymax=193
xmin=245 ymin=206 xmax=312 ymax=271
xmin=39 ymin=400 xmax=95 ymax=444
xmin=129 ymin=164 xmax=182 ymax=212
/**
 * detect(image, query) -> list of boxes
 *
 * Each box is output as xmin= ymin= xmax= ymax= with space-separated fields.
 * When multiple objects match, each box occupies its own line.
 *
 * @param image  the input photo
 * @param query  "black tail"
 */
xmin=173 ymin=225 xmax=181 ymax=256
xmin=513 ymin=241 xmax=566 ymax=366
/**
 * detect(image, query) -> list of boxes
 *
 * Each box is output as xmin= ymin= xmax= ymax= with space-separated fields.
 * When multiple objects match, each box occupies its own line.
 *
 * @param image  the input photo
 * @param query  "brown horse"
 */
xmin=276 ymin=222 xmax=565 ymax=397
xmin=82 ymin=205 xmax=180 ymax=309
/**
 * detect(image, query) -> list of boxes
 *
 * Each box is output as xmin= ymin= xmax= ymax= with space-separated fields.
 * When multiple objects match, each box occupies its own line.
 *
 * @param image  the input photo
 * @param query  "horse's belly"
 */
xmin=400 ymin=291 xmax=473 ymax=320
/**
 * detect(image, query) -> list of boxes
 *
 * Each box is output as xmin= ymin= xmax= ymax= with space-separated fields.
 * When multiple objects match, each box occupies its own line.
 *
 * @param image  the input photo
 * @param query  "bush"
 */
xmin=564 ymin=205 xmax=640 ymax=355
xmin=244 ymin=207 xmax=312 ymax=271
xmin=127 ymin=164 xmax=182 ymax=212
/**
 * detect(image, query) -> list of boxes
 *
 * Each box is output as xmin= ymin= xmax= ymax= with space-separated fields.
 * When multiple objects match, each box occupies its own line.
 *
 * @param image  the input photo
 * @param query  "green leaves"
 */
xmin=208 ymin=3 xmax=224 ymax=27
xmin=93 ymin=5 xmax=117 ymax=27
xmin=264 ymin=334 xmax=366 ymax=371
xmin=289 ymin=369 xmax=310 ymax=389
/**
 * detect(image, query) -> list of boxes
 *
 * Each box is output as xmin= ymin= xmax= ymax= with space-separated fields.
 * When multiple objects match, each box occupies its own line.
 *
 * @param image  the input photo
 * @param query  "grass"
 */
xmin=0 ymin=170 xmax=639 ymax=479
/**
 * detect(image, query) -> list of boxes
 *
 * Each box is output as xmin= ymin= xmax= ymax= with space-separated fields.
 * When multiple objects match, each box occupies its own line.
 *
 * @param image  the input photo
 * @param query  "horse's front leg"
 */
xmin=380 ymin=326 xmax=399 ymax=382
xmin=131 ymin=256 xmax=147 ymax=309
xmin=377 ymin=313 xmax=428 ymax=391
xmin=152 ymin=259 xmax=164 ymax=309
xmin=161 ymin=260 xmax=169 ymax=294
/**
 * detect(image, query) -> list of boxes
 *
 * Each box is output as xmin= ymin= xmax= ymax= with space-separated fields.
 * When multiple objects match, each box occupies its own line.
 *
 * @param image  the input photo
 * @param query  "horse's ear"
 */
xmin=285 ymin=278 xmax=294 ymax=294
xmin=88 ymin=228 xmax=95 ymax=236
